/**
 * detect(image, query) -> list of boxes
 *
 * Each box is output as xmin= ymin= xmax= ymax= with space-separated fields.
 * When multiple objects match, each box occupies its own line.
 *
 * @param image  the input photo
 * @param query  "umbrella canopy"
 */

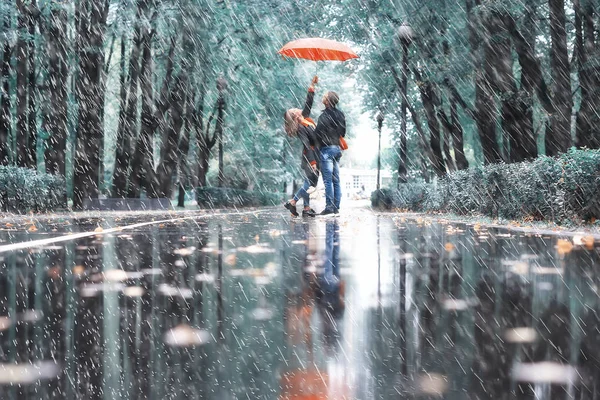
xmin=278 ymin=38 xmax=359 ymax=62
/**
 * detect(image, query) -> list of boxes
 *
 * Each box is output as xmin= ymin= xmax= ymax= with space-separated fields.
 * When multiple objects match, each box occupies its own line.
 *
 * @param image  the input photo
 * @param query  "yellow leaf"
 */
xmin=556 ymin=239 xmax=573 ymax=255
xmin=444 ymin=243 xmax=455 ymax=252
xmin=94 ymin=227 xmax=104 ymax=233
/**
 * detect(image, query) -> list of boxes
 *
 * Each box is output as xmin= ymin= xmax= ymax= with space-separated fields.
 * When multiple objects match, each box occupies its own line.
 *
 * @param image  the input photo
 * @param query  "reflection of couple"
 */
xmin=281 ymin=220 xmax=345 ymax=398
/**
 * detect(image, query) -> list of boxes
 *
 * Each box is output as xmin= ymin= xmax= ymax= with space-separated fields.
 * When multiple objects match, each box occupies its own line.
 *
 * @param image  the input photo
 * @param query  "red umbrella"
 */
xmin=278 ymin=38 xmax=359 ymax=62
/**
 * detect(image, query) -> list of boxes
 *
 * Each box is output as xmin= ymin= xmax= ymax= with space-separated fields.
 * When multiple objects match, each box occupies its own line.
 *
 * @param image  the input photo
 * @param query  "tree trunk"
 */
xmin=112 ymin=15 xmax=143 ymax=198
xmin=437 ymin=108 xmax=457 ymax=172
xmin=418 ymin=80 xmax=446 ymax=177
xmin=159 ymin=74 xmax=186 ymax=198
xmin=195 ymin=85 xmax=209 ymax=188
xmin=15 ymin=0 xmax=29 ymax=167
xmin=546 ymin=0 xmax=573 ymax=156
xmin=128 ymin=28 xmax=157 ymax=198
xmin=177 ymin=95 xmax=193 ymax=208
xmin=216 ymin=92 xmax=225 ymax=187
xmin=26 ymin=0 xmax=37 ymax=169
xmin=73 ymin=0 xmax=110 ymax=210
xmin=576 ymin=0 xmax=598 ymax=149
xmin=450 ymin=101 xmax=468 ymax=170
xmin=0 ymin=15 xmax=11 ymax=165
xmin=43 ymin=3 xmax=68 ymax=176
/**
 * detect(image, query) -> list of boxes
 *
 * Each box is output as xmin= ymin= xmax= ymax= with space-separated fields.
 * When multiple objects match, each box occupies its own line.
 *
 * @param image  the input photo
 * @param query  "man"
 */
xmin=314 ymin=91 xmax=346 ymax=215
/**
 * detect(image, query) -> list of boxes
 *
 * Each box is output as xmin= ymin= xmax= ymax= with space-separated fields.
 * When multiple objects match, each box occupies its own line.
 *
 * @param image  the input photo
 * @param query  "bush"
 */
xmin=197 ymin=187 xmax=283 ymax=208
xmin=0 ymin=167 xmax=67 ymax=213
xmin=372 ymin=149 xmax=600 ymax=224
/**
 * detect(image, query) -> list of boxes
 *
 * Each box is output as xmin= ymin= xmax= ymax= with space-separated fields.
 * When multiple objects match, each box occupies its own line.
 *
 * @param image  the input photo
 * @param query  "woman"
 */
xmin=314 ymin=91 xmax=346 ymax=215
xmin=283 ymin=76 xmax=319 ymax=218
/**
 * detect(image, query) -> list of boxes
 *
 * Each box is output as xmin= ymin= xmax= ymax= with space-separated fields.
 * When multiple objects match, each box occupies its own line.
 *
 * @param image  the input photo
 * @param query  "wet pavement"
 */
xmin=0 ymin=207 xmax=599 ymax=399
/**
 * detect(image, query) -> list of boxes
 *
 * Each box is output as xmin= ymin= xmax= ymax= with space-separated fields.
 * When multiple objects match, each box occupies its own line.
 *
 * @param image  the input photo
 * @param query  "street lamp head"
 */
xmin=376 ymin=111 xmax=384 ymax=125
xmin=216 ymin=76 xmax=228 ymax=92
xmin=397 ymin=23 xmax=414 ymax=45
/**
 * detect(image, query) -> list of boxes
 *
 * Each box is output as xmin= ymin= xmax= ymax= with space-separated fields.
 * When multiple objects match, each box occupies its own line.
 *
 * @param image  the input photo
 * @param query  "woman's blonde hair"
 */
xmin=284 ymin=108 xmax=301 ymax=137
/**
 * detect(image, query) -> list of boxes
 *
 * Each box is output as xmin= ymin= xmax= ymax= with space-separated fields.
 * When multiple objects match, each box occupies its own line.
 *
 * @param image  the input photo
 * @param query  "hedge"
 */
xmin=0 ymin=167 xmax=67 ymax=213
xmin=197 ymin=187 xmax=283 ymax=208
xmin=372 ymin=149 xmax=600 ymax=224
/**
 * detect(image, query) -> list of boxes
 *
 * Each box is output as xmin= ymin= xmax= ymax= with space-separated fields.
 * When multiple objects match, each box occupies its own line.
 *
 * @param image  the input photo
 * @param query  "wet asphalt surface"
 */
xmin=0 ymin=206 xmax=599 ymax=399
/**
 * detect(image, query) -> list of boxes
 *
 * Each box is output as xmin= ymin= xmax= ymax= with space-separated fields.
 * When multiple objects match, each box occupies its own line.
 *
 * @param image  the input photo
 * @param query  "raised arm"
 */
xmin=301 ymin=76 xmax=318 ymax=118
xmin=302 ymin=89 xmax=314 ymax=118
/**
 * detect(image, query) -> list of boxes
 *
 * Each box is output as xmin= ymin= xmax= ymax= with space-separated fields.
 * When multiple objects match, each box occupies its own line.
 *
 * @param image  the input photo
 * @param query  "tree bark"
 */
xmin=216 ymin=91 xmax=225 ymax=187
xmin=15 ymin=0 xmax=29 ymax=167
xmin=112 ymin=11 xmax=144 ymax=198
xmin=158 ymin=74 xmax=186 ymax=198
xmin=0 ymin=15 xmax=11 ymax=165
xmin=127 ymin=27 xmax=157 ymax=198
xmin=73 ymin=0 xmax=110 ymax=210
xmin=411 ymin=68 xmax=446 ymax=177
xmin=546 ymin=0 xmax=573 ymax=156
xmin=450 ymin=101 xmax=468 ymax=169
xmin=177 ymin=94 xmax=193 ymax=207
xmin=575 ymin=0 xmax=598 ymax=149
xmin=43 ymin=2 xmax=69 ymax=176
xmin=26 ymin=0 xmax=37 ymax=169
xmin=128 ymin=29 xmax=175 ymax=198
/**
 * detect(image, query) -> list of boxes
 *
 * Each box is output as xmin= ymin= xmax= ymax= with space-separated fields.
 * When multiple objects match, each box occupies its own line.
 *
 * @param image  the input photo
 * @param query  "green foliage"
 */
xmin=373 ymin=149 xmax=600 ymax=224
xmin=196 ymin=187 xmax=283 ymax=209
xmin=0 ymin=167 xmax=66 ymax=213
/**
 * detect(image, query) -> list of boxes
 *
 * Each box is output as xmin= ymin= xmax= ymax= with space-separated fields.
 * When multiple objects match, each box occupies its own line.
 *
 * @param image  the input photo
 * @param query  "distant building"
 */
xmin=286 ymin=168 xmax=393 ymax=201
xmin=339 ymin=168 xmax=393 ymax=198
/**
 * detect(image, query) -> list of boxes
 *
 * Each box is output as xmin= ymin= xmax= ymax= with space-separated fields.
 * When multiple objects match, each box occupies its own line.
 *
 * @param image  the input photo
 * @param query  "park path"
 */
xmin=0 ymin=205 xmax=598 ymax=399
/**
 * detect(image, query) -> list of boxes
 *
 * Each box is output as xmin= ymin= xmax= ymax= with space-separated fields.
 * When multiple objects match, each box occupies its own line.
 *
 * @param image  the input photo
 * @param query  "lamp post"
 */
xmin=376 ymin=111 xmax=384 ymax=191
xmin=397 ymin=22 xmax=413 ymax=187
xmin=216 ymin=77 xmax=227 ymax=187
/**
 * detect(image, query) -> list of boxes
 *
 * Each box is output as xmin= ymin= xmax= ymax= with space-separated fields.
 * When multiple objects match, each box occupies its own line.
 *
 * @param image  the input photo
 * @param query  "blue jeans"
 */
xmin=293 ymin=179 xmax=312 ymax=207
xmin=320 ymin=146 xmax=342 ymax=211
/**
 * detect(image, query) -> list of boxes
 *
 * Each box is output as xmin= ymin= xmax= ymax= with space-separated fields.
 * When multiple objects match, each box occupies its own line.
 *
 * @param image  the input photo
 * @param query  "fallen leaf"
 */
xmin=94 ymin=227 xmax=103 ymax=233
xmin=444 ymin=243 xmax=455 ymax=252
xmin=556 ymin=239 xmax=573 ymax=256
xmin=225 ymin=254 xmax=237 ymax=266
xmin=28 ymin=225 xmax=38 ymax=232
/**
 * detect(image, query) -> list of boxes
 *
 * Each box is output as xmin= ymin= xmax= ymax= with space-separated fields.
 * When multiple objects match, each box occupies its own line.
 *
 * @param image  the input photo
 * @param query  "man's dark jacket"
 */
xmin=314 ymin=107 xmax=346 ymax=148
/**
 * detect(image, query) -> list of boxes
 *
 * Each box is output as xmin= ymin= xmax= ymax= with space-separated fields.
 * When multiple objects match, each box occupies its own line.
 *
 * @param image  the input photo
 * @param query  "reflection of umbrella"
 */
xmin=278 ymin=38 xmax=359 ymax=62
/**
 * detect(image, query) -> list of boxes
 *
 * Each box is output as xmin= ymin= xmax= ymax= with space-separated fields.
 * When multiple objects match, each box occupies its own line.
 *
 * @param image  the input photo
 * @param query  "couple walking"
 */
xmin=284 ymin=76 xmax=346 ymax=217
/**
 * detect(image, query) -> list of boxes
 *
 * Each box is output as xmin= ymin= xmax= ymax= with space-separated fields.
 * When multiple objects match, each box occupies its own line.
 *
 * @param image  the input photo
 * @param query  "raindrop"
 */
xmin=504 ymin=327 xmax=537 ymax=343
xmin=164 ymin=324 xmax=211 ymax=347
xmin=174 ymin=246 xmax=196 ymax=256
xmin=195 ymin=273 xmax=215 ymax=283
xmin=442 ymin=298 xmax=476 ymax=311
xmin=0 ymin=316 xmax=11 ymax=331
xmin=416 ymin=373 xmax=448 ymax=395
xmin=0 ymin=361 xmax=61 ymax=385
xmin=123 ymin=286 xmax=145 ymax=297
xmin=512 ymin=362 xmax=577 ymax=384
xmin=157 ymin=284 xmax=193 ymax=298
xmin=251 ymin=307 xmax=274 ymax=321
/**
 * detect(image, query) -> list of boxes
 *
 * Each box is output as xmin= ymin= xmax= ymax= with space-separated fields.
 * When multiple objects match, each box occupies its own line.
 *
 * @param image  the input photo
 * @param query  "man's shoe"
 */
xmin=302 ymin=208 xmax=317 ymax=217
xmin=284 ymin=202 xmax=299 ymax=217
xmin=319 ymin=208 xmax=336 ymax=216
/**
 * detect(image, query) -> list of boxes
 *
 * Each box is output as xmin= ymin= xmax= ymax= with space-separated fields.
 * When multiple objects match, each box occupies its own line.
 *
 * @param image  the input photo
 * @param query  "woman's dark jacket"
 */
xmin=297 ymin=90 xmax=319 ymax=185
xmin=314 ymin=106 xmax=346 ymax=148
